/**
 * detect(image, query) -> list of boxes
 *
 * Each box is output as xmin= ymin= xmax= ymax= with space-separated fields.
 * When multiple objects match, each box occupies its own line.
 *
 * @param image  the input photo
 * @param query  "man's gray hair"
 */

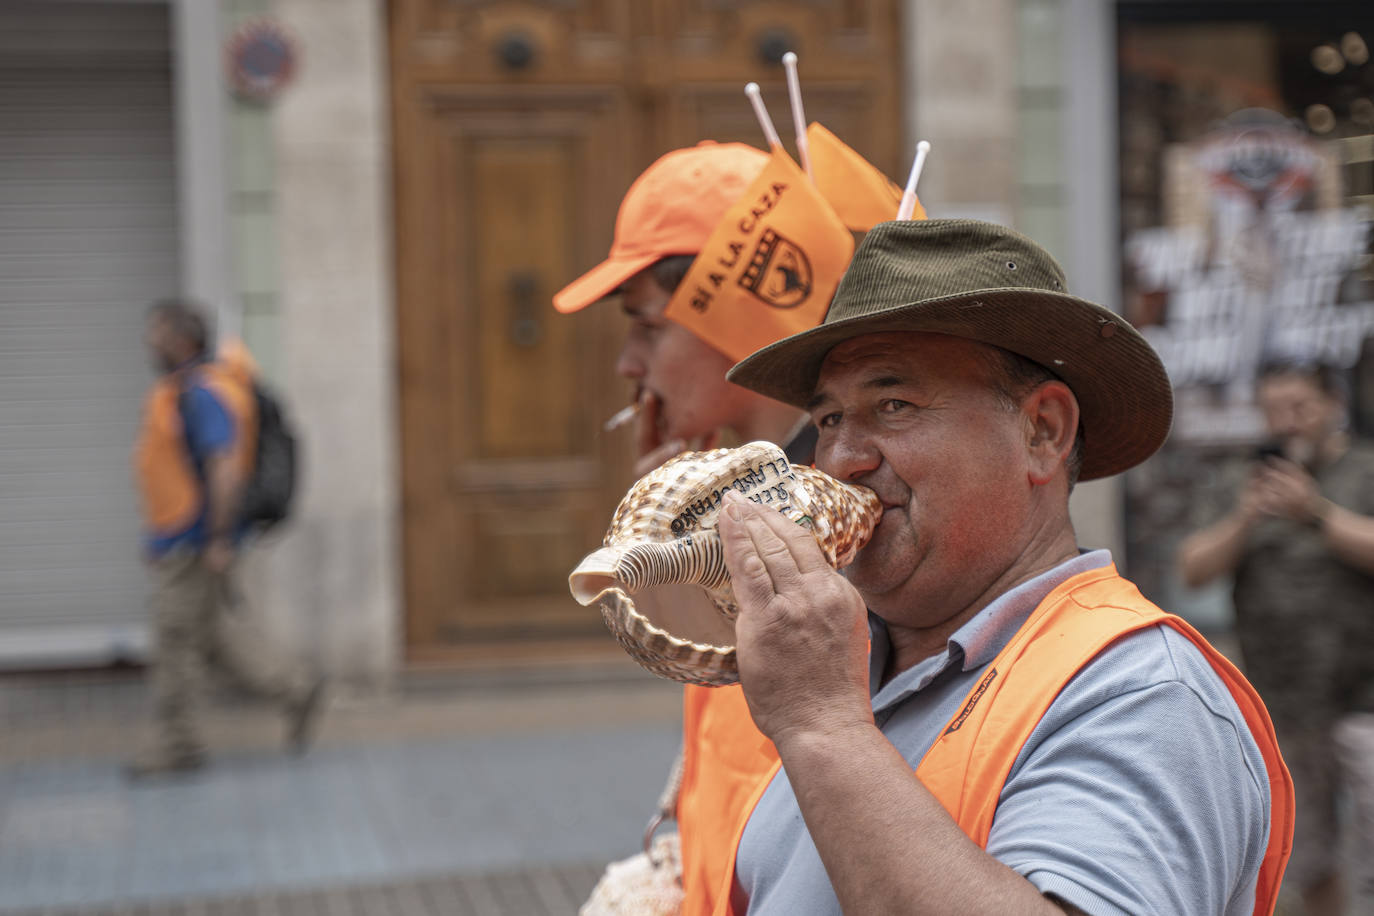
xmin=982 ymin=347 xmax=1086 ymax=487
xmin=148 ymin=298 xmax=212 ymax=356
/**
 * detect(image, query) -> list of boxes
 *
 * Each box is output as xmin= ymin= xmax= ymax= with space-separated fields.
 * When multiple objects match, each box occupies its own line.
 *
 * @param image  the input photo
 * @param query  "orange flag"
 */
xmin=806 ymin=122 xmax=924 ymax=229
xmin=664 ymin=149 xmax=855 ymax=363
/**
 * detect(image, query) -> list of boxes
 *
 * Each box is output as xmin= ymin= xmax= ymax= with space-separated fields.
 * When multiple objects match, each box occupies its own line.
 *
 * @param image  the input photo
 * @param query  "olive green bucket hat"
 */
xmin=726 ymin=219 xmax=1174 ymax=480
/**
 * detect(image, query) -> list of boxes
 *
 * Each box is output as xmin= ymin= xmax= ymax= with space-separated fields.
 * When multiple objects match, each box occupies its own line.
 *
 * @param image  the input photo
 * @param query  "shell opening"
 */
xmin=569 ymin=535 xmax=731 ymax=605
xmin=613 ymin=584 xmax=737 ymax=650
xmin=569 ymin=547 xmax=621 ymax=605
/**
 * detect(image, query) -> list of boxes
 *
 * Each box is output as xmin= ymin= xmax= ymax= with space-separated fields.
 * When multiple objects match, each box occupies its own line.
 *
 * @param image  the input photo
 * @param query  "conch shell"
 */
xmin=569 ymin=441 xmax=882 ymax=686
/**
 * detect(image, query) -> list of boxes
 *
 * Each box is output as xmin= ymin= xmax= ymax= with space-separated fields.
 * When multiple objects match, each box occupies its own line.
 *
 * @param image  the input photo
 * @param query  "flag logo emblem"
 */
xmin=739 ymin=228 xmax=813 ymax=309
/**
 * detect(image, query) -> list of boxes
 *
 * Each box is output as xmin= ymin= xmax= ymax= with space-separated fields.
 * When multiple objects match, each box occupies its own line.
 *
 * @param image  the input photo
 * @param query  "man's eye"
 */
xmin=879 ymin=399 xmax=910 ymax=413
xmin=816 ymin=412 xmax=841 ymax=429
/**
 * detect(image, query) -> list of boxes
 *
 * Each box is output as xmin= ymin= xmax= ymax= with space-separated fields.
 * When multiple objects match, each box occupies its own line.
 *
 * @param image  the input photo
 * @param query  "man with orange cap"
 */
xmin=555 ymin=139 xmax=850 ymax=915
xmin=555 ymin=142 xmax=814 ymax=473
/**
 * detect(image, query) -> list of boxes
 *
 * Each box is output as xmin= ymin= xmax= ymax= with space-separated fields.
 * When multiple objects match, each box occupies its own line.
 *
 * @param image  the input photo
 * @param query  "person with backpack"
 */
xmin=128 ymin=298 xmax=322 ymax=778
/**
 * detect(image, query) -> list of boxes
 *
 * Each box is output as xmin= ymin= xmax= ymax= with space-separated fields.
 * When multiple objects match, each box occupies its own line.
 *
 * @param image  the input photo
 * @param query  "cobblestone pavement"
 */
xmin=0 ymin=661 xmax=682 ymax=915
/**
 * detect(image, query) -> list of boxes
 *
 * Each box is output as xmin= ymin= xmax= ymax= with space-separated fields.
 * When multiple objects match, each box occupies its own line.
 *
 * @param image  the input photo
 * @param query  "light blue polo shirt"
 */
xmin=734 ymin=550 xmax=1272 ymax=916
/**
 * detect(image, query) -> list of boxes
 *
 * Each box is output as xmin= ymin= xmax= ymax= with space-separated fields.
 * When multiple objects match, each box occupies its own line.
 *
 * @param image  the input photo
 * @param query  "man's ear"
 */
xmin=1023 ymin=382 xmax=1079 ymax=486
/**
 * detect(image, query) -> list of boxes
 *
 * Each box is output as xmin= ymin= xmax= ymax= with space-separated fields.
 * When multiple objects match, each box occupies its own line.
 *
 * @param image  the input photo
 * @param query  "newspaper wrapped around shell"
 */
xmin=569 ymin=441 xmax=882 ymax=686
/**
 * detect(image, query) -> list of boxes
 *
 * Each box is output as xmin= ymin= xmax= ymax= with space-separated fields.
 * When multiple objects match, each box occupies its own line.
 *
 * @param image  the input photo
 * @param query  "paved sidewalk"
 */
xmin=0 ymin=663 xmax=682 ymax=914
xmin=5 ymin=864 xmax=607 ymax=916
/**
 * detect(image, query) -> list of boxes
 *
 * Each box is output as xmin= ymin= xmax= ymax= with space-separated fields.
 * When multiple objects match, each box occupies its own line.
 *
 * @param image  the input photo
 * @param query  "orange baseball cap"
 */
xmin=552 ymin=141 xmax=769 ymax=313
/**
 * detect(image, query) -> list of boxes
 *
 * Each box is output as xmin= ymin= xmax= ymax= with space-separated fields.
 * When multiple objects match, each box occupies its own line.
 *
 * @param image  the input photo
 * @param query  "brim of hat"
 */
xmin=552 ymin=252 xmax=662 ymax=314
xmin=726 ymin=287 xmax=1174 ymax=481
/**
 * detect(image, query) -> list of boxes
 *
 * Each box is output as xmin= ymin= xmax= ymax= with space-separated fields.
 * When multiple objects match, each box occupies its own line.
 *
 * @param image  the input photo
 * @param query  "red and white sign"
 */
xmin=227 ymin=20 xmax=297 ymax=103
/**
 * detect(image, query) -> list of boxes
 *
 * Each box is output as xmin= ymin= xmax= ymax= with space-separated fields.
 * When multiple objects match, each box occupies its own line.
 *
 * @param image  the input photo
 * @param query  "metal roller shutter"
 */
xmin=0 ymin=3 xmax=177 ymax=666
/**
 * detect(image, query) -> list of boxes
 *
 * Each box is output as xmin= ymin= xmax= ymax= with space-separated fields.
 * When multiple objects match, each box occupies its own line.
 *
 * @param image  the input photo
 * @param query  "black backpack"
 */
xmin=240 ymin=382 xmax=299 ymax=531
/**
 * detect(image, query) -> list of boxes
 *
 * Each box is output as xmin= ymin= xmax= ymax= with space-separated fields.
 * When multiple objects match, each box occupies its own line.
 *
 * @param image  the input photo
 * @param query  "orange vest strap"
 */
xmin=134 ymin=378 xmax=202 ymax=531
xmin=913 ymin=564 xmax=1293 ymax=916
xmin=716 ymin=565 xmax=1294 ymax=916
xmin=712 ymin=757 xmax=782 ymax=916
xmin=133 ymin=360 xmax=257 ymax=534
xmin=680 ymin=685 xmax=778 ymax=916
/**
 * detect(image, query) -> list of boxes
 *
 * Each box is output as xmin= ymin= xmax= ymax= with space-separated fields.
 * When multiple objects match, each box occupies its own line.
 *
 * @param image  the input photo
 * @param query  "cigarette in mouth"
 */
xmin=603 ymin=402 xmax=641 ymax=432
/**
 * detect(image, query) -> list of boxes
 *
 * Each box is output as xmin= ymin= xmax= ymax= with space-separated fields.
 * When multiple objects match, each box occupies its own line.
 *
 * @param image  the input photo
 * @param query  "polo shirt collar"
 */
xmin=869 ymin=549 xmax=1113 ymax=714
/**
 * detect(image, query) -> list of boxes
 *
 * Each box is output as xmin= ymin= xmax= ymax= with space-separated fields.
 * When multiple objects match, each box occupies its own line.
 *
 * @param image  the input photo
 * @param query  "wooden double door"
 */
xmin=389 ymin=0 xmax=904 ymax=660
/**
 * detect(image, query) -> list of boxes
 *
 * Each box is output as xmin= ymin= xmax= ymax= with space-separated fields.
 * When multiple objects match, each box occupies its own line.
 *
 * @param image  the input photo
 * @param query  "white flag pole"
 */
xmin=744 ymin=82 xmax=783 ymax=150
xmin=896 ymin=140 xmax=931 ymax=220
xmin=781 ymin=52 xmax=812 ymax=180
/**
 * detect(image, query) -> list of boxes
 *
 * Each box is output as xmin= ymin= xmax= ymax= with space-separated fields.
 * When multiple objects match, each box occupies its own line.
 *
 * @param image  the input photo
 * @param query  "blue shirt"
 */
xmin=145 ymin=365 xmax=237 ymax=556
xmin=734 ymin=550 xmax=1271 ymax=915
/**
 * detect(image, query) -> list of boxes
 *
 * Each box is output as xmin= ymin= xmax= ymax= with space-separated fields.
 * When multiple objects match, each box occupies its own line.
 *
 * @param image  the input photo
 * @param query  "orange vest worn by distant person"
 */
xmin=678 ymin=684 xmax=777 ymax=916
xmin=134 ymin=350 xmax=257 ymax=537
xmin=712 ymin=565 xmax=1295 ymax=916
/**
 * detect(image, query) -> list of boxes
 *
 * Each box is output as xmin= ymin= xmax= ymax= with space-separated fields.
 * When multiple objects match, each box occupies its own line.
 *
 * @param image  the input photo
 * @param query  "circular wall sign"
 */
xmin=227 ymin=20 xmax=297 ymax=103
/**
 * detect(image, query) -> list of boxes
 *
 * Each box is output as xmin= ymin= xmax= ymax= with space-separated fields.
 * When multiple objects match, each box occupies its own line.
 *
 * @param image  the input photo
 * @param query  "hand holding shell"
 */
xmin=569 ymin=441 xmax=882 ymax=686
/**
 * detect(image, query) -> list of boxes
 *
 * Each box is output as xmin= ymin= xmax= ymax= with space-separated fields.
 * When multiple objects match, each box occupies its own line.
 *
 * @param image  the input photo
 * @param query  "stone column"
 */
xmin=256 ymin=0 xmax=400 ymax=690
xmin=904 ymin=0 xmax=1018 ymax=225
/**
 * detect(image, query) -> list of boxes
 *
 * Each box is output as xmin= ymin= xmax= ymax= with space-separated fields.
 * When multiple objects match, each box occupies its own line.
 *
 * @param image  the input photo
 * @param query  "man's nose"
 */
xmin=615 ymin=343 xmax=644 ymax=380
xmin=821 ymin=426 xmax=883 ymax=482
xmin=1269 ymin=411 xmax=1299 ymax=438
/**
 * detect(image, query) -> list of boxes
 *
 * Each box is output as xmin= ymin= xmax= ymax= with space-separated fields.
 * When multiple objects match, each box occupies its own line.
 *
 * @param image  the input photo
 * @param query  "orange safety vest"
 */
xmin=133 ymin=350 xmax=257 ymax=536
xmin=678 ymin=684 xmax=778 ymax=916
xmin=713 ymin=564 xmax=1295 ymax=916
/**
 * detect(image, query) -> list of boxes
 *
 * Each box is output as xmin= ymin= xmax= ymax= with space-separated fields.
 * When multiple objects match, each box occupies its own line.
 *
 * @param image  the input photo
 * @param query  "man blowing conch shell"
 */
xmin=708 ymin=218 xmax=1294 ymax=915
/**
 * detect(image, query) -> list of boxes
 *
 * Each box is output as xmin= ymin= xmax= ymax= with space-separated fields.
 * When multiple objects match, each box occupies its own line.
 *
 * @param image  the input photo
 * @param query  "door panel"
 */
xmin=398 ymin=83 xmax=631 ymax=647
xmin=468 ymin=139 xmax=586 ymax=459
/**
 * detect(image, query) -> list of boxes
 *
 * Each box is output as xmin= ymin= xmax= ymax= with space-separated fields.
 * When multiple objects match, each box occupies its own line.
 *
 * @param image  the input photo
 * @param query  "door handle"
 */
xmin=507 ymin=270 xmax=542 ymax=349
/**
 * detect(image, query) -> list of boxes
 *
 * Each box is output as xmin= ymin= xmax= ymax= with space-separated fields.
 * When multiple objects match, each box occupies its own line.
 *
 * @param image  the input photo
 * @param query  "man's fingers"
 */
xmin=723 ymin=493 xmax=810 ymax=595
xmin=720 ymin=499 xmax=781 ymax=608
xmin=1256 ymin=468 xmax=1302 ymax=497
xmin=742 ymin=492 xmax=833 ymax=575
xmin=746 ymin=512 xmax=805 ymax=593
xmin=1263 ymin=460 xmax=1312 ymax=492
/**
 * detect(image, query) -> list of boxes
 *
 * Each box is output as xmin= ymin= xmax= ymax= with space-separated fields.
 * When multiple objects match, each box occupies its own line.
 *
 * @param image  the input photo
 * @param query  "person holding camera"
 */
xmin=1179 ymin=362 xmax=1374 ymax=915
